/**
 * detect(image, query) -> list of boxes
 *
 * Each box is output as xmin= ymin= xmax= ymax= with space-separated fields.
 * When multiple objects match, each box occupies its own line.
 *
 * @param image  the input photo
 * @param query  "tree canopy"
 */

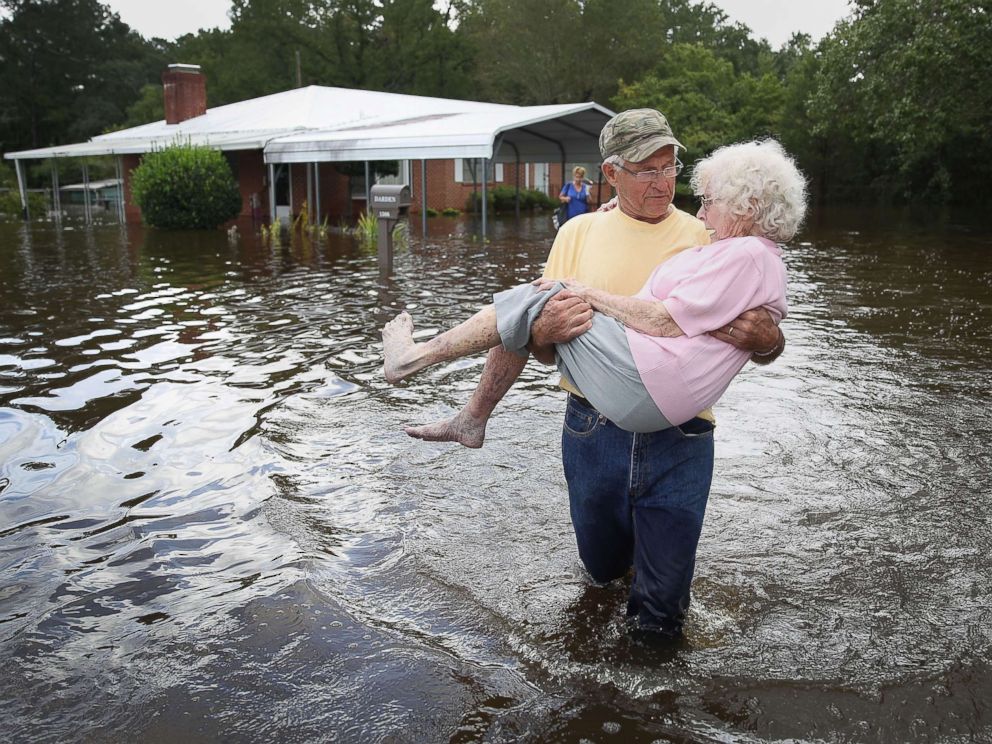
xmin=2 ymin=0 xmax=990 ymax=206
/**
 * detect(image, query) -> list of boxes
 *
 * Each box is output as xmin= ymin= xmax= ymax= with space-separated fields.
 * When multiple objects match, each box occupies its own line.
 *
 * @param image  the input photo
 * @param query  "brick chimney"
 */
xmin=162 ymin=64 xmax=207 ymax=125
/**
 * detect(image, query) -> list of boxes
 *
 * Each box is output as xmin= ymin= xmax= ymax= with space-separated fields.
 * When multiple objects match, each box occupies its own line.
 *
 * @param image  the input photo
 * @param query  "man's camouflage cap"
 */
xmin=599 ymin=108 xmax=683 ymax=162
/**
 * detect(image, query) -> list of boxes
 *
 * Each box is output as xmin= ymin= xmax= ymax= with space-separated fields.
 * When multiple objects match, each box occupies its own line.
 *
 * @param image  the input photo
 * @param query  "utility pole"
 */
xmin=295 ymin=50 xmax=302 ymax=88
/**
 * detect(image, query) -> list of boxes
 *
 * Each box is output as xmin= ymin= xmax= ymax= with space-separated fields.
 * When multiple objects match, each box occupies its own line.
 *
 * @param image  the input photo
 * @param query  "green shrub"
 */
xmin=0 ymin=189 xmax=49 ymax=219
xmin=466 ymin=186 xmax=556 ymax=213
xmin=130 ymin=144 xmax=242 ymax=229
xmin=425 ymin=207 xmax=440 ymax=217
xmin=522 ymin=188 xmax=557 ymax=210
xmin=441 ymin=207 xmax=460 ymax=216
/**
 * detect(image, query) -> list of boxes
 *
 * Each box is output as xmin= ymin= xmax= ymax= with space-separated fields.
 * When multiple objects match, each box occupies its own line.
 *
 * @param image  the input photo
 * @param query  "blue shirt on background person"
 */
xmin=559 ymin=166 xmax=591 ymax=223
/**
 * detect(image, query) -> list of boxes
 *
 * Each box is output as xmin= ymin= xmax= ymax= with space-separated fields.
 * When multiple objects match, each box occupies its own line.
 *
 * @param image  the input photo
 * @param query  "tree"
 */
xmin=612 ymin=43 xmax=785 ymax=166
xmin=0 ymin=0 xmax=166 ymax=152
xmin=808 ymin=0 xmax=992 ymax=204
xmin=456 ymin=0 xmax=584 ymax=104
xmin=122 ymin=83 xmax=165 ymax=127
xmin=374 ymin=0 xmax=475 ymax=98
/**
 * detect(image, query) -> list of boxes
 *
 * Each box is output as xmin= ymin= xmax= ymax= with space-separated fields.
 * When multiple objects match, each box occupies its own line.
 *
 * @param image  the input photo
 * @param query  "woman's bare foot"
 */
xmin=404 ymin=409 xmax=488 ymax=449
xmin=382 ymin=312 xmax=421 ymax=383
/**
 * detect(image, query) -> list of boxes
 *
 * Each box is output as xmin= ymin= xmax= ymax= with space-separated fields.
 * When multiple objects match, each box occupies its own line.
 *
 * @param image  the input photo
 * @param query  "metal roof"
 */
xmin=4 ymin=85 xmax=613 ymax=164
xmin=264 ymin=103 xmax=613 ymax=164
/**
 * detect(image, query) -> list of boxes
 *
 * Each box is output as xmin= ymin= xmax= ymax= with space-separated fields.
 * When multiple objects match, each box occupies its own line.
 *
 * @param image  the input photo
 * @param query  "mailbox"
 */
xmin=370 ymin=184 xmax=412 ymax=275
xmin=370 ymin=184 xmax=411 ymax=219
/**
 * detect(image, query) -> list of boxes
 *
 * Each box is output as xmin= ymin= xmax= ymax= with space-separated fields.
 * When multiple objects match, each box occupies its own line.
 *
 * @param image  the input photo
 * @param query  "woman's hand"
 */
xmin=597 ymin=196 xmax=618 ymax=212
xmin=532 ymin=277 xmax=586 ymax=296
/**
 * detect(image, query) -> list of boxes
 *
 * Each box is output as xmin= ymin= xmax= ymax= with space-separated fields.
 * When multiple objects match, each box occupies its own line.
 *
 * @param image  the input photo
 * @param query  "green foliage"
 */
xmin=458 ymin=0 xmax=772 ymax=106
xmin=613 ymin=43 xmax=785 ymax=171
xmin=259 ymin=221 xmax=283 ymax=243
xmin=466 ymin=186 xmax=555 ymax=213
xmin=441 ymin=207 xmax=460 ymax=217
xmin=0 ymin=0 xmax=167 ymax=152
xmin=805 ymin=0 xmax=992 ymax=204
xmin=353 ymin=210 xmax=378 ymax=248
xmin=130 ymin=144 xmax=242 ymax=229
xmin=0 ymin=188 xmax=48 ymax=220
xmin=123 ymin=84 xmax=166 ymax=127
xmin=168 ymin=0 xmax=475 ymax=107
xmin=425 ymin=207 xmax=440 ymax=217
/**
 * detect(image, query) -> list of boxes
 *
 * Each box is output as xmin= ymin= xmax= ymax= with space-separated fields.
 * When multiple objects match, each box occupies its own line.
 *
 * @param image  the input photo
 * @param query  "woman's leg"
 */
xmin=404 ymin=346 xmax=528 ymax=448
xmin=386 ymin=283 xmax=562 ymax=447
xmin=382 ymin=305 xmax=501 ymax=384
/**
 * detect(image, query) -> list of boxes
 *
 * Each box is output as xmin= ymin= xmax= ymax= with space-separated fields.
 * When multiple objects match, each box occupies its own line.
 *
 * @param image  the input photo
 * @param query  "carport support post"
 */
xmin=14 ymin=159 xmax=29 ymax=221
xmin=481 ymin=158 xmax=488 ymax=241
xmin=314 ymin=163 xmax=321 ymax=227
xmin=50 ymin=159 xmax=61 ymax=224
xmin=82 ymin=162 xmax=92 ymax=225
xmin=364 ymin=161 xmax=371 ymax=213
xmin=114 ymin=157 xmax=124 ymax=224
xmin=268 ymin=163 xmax=276 ymax=225
xmin=420 ymin=159 xmax=427 ymax=238
xmin=515 ymin=152 xmax=521 ymax=218
xmin=306 ymin=163 xmax=314 ymax=225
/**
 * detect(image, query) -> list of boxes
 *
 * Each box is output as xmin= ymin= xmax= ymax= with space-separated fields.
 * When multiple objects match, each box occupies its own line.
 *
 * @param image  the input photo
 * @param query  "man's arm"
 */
xmin=707 ymin=308 xmax=785 ymax=365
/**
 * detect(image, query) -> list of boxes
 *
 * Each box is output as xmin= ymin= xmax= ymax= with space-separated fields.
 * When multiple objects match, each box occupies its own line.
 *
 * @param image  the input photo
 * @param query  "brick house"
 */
xmin=6 ymin=65 xmax=614 ymax=226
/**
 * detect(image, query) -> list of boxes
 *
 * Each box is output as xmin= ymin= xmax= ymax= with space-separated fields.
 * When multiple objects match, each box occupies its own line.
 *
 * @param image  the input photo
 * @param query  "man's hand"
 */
xmin=531 ymin=290 xmax=593 ymax=346
xmin=708 ymin=307 xmax=785 ymax=365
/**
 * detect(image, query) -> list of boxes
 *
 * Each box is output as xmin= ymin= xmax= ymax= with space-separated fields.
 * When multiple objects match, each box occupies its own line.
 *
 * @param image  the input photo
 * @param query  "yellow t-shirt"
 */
xmin=541 ymin=205 xmax=716 ymax=422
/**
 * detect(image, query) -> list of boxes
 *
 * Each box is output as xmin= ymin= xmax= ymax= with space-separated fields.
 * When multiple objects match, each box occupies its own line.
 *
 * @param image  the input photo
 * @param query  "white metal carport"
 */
xmin=264 ymin=102 xmax=614 ymax=236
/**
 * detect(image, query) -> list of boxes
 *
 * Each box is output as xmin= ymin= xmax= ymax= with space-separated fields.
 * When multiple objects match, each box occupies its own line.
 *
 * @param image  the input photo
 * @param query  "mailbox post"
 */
xmin=370 ymin=184 xmax=412 ymax=275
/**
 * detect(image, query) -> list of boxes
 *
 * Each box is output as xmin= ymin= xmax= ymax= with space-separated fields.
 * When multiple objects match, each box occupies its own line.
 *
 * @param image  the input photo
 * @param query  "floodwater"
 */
xmin=1 ymin=209 xmax=990 ymax=743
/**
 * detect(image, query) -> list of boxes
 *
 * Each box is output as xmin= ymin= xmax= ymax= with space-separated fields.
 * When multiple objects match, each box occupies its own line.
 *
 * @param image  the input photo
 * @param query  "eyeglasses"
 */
xmin=696 ymin=195 xmax=717 ymax=208
xmin=614 ymin=158 xmax=683 ymax=181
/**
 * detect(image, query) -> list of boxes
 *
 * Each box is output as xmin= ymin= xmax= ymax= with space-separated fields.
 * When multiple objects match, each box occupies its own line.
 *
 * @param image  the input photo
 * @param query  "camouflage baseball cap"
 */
xmin=599 ymin=108 xmax=683 ymax=162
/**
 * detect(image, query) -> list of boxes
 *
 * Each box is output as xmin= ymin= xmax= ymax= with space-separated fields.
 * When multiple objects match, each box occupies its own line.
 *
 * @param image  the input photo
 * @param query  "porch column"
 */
xmin=481 ymin=158 xmax=488 ymax=241
xmin=14 ymin=159 xmax=29 ymax=221
xmin=364 ymin=161 xmax=371 ymax=213
xmin=314 ymin=163 xmax=321 ymax=227
xmin=50 ymin=160 xmax=61 ymax=224
xmin=306 ymin=163 xmax=314 ymax=224
xmin=82 ymin=162 xmax=92 ymax=224
xmin=268 ymin=163 xmax=276 ymax=224
xmin=114 ymin=157 xmax=124 ymax=223
xmin=420 ymin=159 xmax=427 ymax=237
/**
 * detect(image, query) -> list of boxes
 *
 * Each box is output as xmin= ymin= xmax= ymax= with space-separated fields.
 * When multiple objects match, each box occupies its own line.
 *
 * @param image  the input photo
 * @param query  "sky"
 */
xmin=103 ymin=0 xmax=853 ymax=49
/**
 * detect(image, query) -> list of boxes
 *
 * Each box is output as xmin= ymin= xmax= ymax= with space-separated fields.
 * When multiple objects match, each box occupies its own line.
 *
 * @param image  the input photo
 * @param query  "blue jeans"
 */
xmin=562 ymin=394 xmax=715 ymax=635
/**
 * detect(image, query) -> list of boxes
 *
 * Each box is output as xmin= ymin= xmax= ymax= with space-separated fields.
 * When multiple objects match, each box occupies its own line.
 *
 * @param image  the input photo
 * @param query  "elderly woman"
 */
xmin=382 ymin=139 xmax=807 ymax=439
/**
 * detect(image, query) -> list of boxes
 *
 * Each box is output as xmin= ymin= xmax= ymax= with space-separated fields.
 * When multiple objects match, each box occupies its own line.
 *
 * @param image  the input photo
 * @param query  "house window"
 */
xmin=455 ymin=159 xmax=503 ymax=183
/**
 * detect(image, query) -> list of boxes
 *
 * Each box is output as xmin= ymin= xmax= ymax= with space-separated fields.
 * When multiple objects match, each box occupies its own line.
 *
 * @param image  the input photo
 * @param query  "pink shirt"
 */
xmin=624 ymin=236 xmax=788 ymax=425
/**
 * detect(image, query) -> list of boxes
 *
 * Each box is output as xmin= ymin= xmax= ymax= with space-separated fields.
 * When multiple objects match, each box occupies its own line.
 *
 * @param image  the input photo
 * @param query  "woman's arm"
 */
xmin=534 ymin=279 xmax=683 ymax=338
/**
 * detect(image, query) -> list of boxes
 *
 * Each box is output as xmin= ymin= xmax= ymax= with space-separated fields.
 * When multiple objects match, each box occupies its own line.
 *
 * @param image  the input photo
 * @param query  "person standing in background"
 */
xmin=558 ymin=166 xmax=591 ymax=225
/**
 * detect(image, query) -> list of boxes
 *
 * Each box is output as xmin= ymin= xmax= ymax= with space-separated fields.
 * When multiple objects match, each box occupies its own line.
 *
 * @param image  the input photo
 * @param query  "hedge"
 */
xmin=130 ymin=143 xmax=242 ymax=229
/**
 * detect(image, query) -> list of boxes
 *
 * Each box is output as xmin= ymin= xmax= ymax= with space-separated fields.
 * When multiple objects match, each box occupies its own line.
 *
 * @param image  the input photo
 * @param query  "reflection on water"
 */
xmin=1 ymin=210 xmax=991 ymax=742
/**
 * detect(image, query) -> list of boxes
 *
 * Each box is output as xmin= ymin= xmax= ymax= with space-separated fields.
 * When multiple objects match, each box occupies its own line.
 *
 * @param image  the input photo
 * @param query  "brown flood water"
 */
xmin=1 ymin=208 xmax=991 ymax=742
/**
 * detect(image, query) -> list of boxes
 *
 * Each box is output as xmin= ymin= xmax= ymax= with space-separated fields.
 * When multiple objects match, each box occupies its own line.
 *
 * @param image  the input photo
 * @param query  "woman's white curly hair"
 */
xmin=690 ymin=139 xmax=808 ymax=243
